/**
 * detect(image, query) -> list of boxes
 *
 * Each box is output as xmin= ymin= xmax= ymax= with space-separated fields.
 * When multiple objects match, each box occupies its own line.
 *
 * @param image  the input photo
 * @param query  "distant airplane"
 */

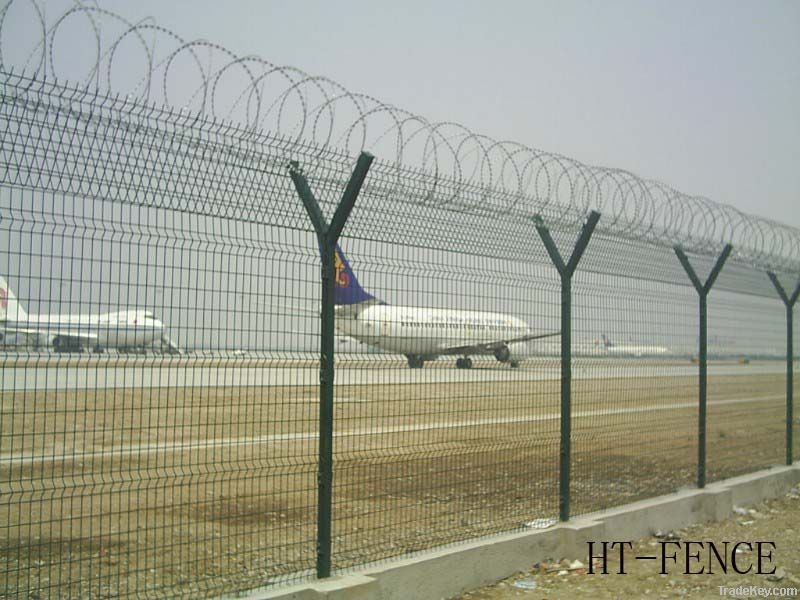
xmin=330 ymin=246 xmax=558 ymax=369
xmin=597 ymin=334 xmax=669 ymax=357
xmin=0 ymin=276 xmax=178 ymax=353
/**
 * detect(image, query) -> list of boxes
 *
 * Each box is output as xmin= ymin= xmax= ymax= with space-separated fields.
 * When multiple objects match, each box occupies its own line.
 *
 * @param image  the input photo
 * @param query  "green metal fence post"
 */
xmin=288 ymin=152 xmax=375 ymax=579
xmin=766 ymin=273 xmax=800 ymax=466
xmin=674 ymin=244 xmax=732 ymax=488
xmin=534 ymin=211 xmax=601 ymax=522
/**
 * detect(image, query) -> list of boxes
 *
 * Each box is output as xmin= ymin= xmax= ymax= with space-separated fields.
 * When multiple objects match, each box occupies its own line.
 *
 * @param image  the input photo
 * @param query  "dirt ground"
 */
xmin=457 ymin=488 xmax=800 ymax=600
xmin=0 ymin=361 xmax=795 ymax=598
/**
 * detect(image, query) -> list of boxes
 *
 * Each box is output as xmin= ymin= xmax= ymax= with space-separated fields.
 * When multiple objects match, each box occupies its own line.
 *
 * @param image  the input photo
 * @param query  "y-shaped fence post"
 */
xmin=534 ymin=211 xmax=601 ymax=522
xmin=767 ymin=273 xmax=800 ymax=466
xmin=288 ymin=152 xmax=374 ymax=578
xmin=674 ymin=244 xmax=732 ymax=489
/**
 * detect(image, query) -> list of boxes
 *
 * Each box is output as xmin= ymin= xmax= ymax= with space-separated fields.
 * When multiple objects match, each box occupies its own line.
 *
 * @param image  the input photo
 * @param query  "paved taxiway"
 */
xmin=0 ymin=356 xmax=786 ymax=391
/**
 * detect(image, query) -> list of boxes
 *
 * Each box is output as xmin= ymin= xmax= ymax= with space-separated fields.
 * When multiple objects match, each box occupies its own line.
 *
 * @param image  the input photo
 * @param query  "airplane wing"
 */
xmin=435 ymin=331 xmax=560 ymax=356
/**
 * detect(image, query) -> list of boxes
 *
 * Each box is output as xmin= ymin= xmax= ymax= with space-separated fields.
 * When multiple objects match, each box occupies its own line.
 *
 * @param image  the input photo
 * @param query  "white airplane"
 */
xmin=331 ymin=246 xmax=558 ymax=368
xmin=0 ymin=276 xmax=177 ymax=353
xmin=596 ymin=334 xmax=669 ymax=357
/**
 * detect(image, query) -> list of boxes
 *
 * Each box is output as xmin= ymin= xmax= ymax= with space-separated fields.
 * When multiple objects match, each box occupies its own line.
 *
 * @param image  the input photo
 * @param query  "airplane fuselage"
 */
xmin=4 ymin=310 xmax=165 ymax=349
xmin=336 ymin=304 xmax=532 ymax=357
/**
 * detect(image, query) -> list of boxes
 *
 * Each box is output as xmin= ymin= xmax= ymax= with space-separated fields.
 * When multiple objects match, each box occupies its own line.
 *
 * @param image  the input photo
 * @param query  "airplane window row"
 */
xmin=395 ymin=322 xmax=512 ymax=330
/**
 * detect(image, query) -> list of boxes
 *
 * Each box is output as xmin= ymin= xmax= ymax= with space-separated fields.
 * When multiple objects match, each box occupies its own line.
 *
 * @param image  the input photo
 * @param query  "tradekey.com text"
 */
xmin=719 ymin=586 xmax=798 ymax=597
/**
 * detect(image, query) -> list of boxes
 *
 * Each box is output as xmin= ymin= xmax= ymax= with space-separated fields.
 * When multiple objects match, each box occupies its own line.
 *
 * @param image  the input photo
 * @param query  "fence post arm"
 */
xmin=328 ymin=152 xmax=374 ymax=244
xmin=674 ymin=247 xmax=704 ymax=294
xmin=289 ymin=161 xmax=329 ymax=247
xmin=702 ymin=244 xmax=733 ymax=294
xmin=767 ymin=272 xmax=790 ymax=305
xmin=565 ymin=211 xmax=601 ymax=276
xmin=532 ymin=215 xmax=566 ymax=276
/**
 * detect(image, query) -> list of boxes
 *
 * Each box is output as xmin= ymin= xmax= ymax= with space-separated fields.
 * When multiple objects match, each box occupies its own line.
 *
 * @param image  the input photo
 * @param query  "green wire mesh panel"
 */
xmin=569 ymin=266 xmax=698 ymax=516
xmin=325 ymin=239 xmax=562 ymax=570
xmin=704 ymin=288 xmax=786 ymax=483
xmin=0 ymin=74 xmax=335 ymax=597
xmin=565 ymin=238 xmax=793 ymax=516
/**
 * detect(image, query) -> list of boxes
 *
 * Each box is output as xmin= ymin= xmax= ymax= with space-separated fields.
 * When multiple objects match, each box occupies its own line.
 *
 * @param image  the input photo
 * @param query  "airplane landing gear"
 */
xmin=455 ymin=357 xmax=473 ymax=369
xmin=406 ymin=355 xmax=425 ymax=369
xmin=509 ymin=360 xmax=520 ymax=368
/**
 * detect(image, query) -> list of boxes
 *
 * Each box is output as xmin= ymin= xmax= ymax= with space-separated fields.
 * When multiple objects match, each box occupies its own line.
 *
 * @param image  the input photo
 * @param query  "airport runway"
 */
xmin=0 ymin=356 xmax=786 ymax=391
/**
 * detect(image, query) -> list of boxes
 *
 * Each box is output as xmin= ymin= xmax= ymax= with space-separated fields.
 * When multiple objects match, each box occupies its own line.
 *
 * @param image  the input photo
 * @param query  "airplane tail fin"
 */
xmin=0 ymin=277 xmax=28 ymax=321
xmin=332 ymin=245 xmax=378 ymax=306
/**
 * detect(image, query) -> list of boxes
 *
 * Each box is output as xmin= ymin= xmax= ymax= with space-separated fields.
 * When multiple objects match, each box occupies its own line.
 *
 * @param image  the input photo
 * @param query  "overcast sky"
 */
xmin=90 ymin=0 xmax=800 ymax=229
xmin=2 ymin=0 xmax=797 ymax=350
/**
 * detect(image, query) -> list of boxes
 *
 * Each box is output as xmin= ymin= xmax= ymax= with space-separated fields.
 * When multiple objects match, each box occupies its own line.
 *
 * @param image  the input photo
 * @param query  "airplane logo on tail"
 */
xmin=329 ymin=245 xmax=377 ymax=306
xmin=334 ymin=251 xmax=351 ymax=288
xmin=0 ymin=287 xmax=7 ymax=309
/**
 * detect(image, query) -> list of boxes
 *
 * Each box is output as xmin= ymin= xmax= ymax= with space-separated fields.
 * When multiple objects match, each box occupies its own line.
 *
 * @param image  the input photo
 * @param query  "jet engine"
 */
xmin=493 ymin=344 xmax=522 ymax=368
xmin=52 ymin=336 xmax=83 ymax=353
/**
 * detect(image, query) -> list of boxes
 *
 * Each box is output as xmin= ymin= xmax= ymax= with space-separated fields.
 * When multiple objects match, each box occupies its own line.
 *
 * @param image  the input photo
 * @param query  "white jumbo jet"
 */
xmin=330 ymin=246 xmax=558 ymax=369
xmin=0 ymin=276 xmax=176 ymax=353
xmin=597 ymin=334 xmax=669 ymax=357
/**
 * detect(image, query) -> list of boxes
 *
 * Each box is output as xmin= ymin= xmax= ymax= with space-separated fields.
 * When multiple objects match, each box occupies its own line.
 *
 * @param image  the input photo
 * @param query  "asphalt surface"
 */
xmin=0 ymin=355 xmax=785 ymax=391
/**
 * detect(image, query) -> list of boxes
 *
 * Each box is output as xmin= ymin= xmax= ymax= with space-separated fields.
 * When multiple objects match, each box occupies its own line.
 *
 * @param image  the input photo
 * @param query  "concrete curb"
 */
xmin=236 ymin=464 xmax=800 ymax=600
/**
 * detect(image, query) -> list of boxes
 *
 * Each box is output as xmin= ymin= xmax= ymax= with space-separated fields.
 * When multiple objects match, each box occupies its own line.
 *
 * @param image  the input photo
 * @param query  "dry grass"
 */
xmin=0 ymin=362 xmax=792 ymax=598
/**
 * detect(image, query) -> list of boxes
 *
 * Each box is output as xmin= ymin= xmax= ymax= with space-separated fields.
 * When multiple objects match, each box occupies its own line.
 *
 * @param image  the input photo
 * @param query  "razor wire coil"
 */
xmin=1 ymin=0 xmax=798 ymax=271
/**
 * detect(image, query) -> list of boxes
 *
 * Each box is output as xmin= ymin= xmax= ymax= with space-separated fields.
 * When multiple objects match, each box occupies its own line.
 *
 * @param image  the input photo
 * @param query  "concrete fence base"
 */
xmin=237 ymin=464 xmax=800 ymax=600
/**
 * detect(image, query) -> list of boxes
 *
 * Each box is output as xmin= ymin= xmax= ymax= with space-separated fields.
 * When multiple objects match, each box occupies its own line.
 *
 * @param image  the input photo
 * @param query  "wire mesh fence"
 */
xmin=0 ymin=66 xmax=798 ymax=599
xmin=1 ymin=3 xmax=799 ymax=598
